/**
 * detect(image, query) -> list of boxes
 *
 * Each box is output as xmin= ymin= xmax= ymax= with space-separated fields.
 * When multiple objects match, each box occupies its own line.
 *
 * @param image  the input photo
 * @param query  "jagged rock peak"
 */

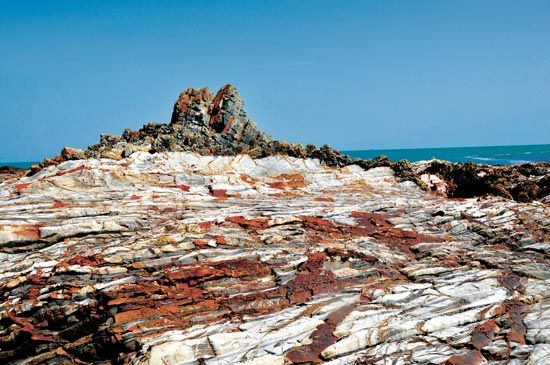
xmin=29 ymin=84 xmax=550 ymax=203
xmin=44 ymin=84 xmax=351 ymax=167
xmin=170 ymin=84 xmax=270 ymax=145
xmin=170 ymin=87 xmax=213 ymax=127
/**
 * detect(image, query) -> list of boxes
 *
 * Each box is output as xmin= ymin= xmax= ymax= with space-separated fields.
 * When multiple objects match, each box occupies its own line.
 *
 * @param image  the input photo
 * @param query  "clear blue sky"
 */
xmin=1 ymin=1 xmax=549 ymax=162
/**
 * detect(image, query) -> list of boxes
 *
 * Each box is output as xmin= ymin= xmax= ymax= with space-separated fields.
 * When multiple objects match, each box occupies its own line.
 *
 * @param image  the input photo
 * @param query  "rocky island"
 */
xmin=0 ymin=85 xmax=548 ymax=364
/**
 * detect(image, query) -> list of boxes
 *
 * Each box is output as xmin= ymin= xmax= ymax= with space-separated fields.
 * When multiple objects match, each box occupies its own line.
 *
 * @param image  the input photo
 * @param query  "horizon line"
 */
xmin=1 ymin=142 xmax=549 ymax=164
xmin=342 ymin=142 xmax=550 ymax=152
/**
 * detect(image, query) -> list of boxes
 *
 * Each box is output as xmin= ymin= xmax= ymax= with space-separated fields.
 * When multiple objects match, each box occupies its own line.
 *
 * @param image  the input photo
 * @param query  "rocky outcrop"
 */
xmin=351 ymin=157 xmax=550 ymax=203
xmin=44 ymin=85 xmax=351 ymax=169
xmin=415 ymin=160 xmax=550 ymax=202
xmin=35 ymin=84 xmax=549 ymax=203
xmin=0 ymin=166 xmax=25 ymax=183
xmin=2 ymin=85 xmax=548 ymax=363
xmin=1 ymin=153 xmax=548 ymax=364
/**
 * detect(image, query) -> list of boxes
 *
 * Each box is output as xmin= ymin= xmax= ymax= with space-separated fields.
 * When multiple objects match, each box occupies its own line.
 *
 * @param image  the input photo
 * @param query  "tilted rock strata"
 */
xmin=1 ymin=152 xmax=549 ymax=364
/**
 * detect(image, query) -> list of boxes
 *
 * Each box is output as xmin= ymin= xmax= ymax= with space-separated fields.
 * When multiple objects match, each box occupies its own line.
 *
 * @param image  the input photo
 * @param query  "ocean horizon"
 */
xmin=344 ymin=143 xmax=550 ymax=165
xmin=1 ymin=143 xmax=549 ymax=170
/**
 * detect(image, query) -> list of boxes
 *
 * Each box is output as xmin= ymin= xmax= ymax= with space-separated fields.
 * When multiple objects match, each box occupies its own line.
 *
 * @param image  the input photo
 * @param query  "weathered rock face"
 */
xmin=170 ymin=87 xmax=214 ymax=128
xmin=1 ymin=152 xmax=549 ymax=364
xmin=409 ymin=160 xmax=550 ymax=203
xmin=37 ymin=84 xmax=549 ymax=203
xmin=0 ymin=166 xmax=25 ymax=183
xmin=351 ymin=157 xmax=550 ymax=203
xmin=43 ymin=85 xmax=350 ymax=169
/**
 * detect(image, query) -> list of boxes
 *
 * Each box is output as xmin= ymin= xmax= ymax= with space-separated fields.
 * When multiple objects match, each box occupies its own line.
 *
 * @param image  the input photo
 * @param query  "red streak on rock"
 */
xmin=168 ymin=259 xmax=271 ymax=283
xmin=267 ymin=181 xmax=285 ymax=189
xmin=445 ymin=350 xmax=486 ymax=365
xmin=130 ymin=195 xmax=141 ymax=200
xmin=314 ymin=197 xmax=334 ymax=202
xmin=177 ymin=185 xmax=190 ymax=191
xmin=493 ymin=244 xmax=510 ymax=251
xmin=286 ymin=304 xmax=355 ymax=363
xmin=267 ymin=173 xmax=308 ymax=189
xmin=504 ymin=299 xmax=529 ymax=344
xmin=193 ymin=239 xmax=209 ymax=248
xmin=221 ymin=115 xmax=235 ymax=134
xmin=211 ymin=189 xmax=228 ymax=199
xmin=15 ymin=182 xmax=32 ymax=191
xmin=31 ymin=333 xmax=56 ymax=342
xmin=52 ymin=201 xmax=67 ymax=208
xmin=471 ymin=319 xmax=499 ymax=349
xmin=499 ymin=274 xmax=525 ymax=294
xmin=441 ymin=259 xmax=461 ymax=267
xmin=55 ymin=165 xmax=90 ymax=176
xmin=214 ymin=235 xmax=227 ymax=244
xmin=240 ymin=174 xmax=252 ymax=182
xmin=68 ymin=254 xmax=104 ymax=267
xmin=301 ymin=217 xmax=338 ymax=234
xmin=350 ymin=211 xmax=442 ymax=248
xmin=222 ymin=252 xmax=345 ymax=318
xmin=198 ymin=221 xmax=212 ymax=229
xmin=226 ymin=215 xmax=270 ymax=229
xmin=115 ymin=307 xmax=164 ymax=325
xmin=15 ymin=225 xmax=41 ymax=239
xmin=286 ymin=252 xmax=339 ymax=304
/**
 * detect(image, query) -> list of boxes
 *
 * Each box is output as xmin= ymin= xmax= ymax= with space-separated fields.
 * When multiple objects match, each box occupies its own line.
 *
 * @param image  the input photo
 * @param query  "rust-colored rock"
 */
xmin=471 ymin=319 xmax=499 ymax=349
xmin=445 ymin=350 xmax=486 ymax=365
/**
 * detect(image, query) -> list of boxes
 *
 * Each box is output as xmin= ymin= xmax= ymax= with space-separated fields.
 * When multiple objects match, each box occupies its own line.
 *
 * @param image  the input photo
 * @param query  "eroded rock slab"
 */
xmin=0 ymin=152 xmax=548 ymax=364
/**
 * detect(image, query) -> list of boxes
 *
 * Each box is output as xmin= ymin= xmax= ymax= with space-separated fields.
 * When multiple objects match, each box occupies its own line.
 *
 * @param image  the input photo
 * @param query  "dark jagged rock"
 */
xmin=420 ymin=160 xmax=550 ymax=202
xmin=0 ymin=166 xmax=26 ymax=183
xmin=44 ymin=85 xmax=352 ymax=168
xmin=349 ymin=156 xmax=549 ymax=203
xmin=353 ymin=156 xmax=424 ymax=185
xmin=58 ymin=84 xmax=334 ymax=168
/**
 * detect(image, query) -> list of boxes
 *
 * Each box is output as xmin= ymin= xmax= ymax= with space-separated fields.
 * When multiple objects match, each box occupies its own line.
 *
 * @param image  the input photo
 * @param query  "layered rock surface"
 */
xmin=2 ymin=85 xmax=549 ymax=363
xmin=1 ymin=152 xmax=549 ymax=364
xmin=37 ymin=85 xmax=549 ymax=203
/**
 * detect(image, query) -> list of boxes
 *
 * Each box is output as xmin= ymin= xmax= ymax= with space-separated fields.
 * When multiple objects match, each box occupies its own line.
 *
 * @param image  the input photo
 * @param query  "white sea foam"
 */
xmin=465 ymin=156 xmax=531 ymax=165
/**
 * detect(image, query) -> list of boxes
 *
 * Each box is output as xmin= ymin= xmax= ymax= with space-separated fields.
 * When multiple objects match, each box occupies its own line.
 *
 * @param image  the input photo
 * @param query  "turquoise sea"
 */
xmin=1 ymin=144 xmax=549 ymax=169
xmin=343 ymin=144 xmax=550 ymax=165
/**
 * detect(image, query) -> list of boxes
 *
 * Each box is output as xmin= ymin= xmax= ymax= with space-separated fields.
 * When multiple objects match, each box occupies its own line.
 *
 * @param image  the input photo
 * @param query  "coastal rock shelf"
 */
xmin=0 ymin=152 xmax=548 ymax=364
xmin=36 ymin=84 xmax=550 ymax=204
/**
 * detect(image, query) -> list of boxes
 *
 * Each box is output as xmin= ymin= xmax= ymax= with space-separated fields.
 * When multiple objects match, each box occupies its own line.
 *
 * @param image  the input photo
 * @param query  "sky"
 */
xmin=1 ymin=1 xmax=550 ymax=162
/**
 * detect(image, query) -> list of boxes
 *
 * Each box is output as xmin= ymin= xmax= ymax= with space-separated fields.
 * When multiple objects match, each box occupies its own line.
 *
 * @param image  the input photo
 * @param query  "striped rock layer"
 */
xmin=0 ymin=152 xmax=548 ymax=364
